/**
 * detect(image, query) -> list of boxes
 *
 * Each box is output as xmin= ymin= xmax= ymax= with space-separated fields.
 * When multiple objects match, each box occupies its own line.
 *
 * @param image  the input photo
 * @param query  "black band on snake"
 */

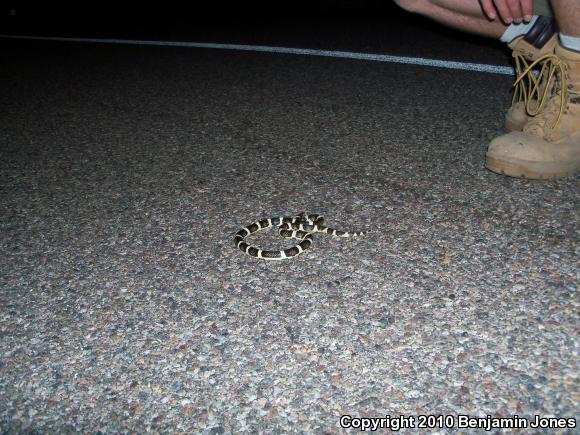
xmin=234 ymin=212 xmax=367 ymax=260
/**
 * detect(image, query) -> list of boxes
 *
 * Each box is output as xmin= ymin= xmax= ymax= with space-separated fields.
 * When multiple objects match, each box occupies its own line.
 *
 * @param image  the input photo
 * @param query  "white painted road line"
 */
xmin=0 ymin=34 xmax=515 ymax=75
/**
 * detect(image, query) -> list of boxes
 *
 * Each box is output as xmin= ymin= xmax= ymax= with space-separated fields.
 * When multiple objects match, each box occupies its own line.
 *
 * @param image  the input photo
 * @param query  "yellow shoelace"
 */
xmin=511 ymin=51 xmax=536 ymax=107
xmin=512 ymin=51 xmax=568 ymax=131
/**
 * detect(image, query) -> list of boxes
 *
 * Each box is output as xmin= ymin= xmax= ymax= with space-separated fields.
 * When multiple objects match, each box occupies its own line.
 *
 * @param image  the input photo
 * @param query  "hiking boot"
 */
xmin=486 ymin=44 xmax=580 ymax=179
xmin=505 ymin=17 xmax=558 ymax=132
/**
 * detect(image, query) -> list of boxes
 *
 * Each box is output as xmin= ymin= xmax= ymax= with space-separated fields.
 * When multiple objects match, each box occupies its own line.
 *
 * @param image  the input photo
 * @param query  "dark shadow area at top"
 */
xmin=1 ymin=1 xmax=503 ymax=55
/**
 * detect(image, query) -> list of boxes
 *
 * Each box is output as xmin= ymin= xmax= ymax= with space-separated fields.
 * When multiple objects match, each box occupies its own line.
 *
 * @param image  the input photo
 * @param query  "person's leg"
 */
xmin=394 ymin=0 xmax=558 ymax=132
xmin=392 ymin=0 xmax=579 ymax=178
xmin=485 ymin=0 xmax=580 ymax=179
xmin=393 ymin=0 xmax=507 ymax=37
xmin=552 ymin=0 xmax=580 ymax=37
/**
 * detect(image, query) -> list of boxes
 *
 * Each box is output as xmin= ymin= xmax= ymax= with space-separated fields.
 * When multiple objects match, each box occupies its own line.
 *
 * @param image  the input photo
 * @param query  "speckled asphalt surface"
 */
xmin=1 ymin=8 xmax=578 ymax=433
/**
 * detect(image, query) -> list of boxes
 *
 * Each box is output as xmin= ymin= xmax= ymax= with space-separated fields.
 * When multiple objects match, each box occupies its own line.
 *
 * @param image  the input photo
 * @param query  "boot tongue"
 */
xmin=508 ymin=16 xmax=558 ymax=60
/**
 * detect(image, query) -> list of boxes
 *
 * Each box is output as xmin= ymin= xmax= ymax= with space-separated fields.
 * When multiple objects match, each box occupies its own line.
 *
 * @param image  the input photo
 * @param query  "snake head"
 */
xmin=294 ymin=212 xmax=324 ymax=225
xmin=306 ymin=213 xmax=324 ymax=224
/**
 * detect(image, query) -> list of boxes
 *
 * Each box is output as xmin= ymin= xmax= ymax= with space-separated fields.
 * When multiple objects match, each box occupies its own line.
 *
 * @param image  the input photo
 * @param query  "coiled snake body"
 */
xmin=234 ymin=212 xmax=367 ymax=260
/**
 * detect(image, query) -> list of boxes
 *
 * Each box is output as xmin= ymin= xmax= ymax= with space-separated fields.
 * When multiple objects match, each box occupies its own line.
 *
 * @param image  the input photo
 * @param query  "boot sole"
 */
xmin=485 ymin=155 xmax=579 ymax=180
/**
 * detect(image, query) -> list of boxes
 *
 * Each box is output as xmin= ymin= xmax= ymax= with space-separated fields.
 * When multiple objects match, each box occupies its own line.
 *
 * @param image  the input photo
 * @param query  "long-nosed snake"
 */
xmin=234 ymin=212 xmax=367 ymax=260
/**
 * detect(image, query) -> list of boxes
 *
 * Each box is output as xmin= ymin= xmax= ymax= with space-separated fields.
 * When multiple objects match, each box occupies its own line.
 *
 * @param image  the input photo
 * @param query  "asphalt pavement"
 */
xmin=0 ymin=5 xmax=578 ymax=433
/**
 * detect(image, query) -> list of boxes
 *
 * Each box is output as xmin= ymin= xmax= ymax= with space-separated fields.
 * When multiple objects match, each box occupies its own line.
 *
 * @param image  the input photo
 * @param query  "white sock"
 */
xmin=500 ymin=16 xmax=539 ymax=43
xmin=559 ymin=33 xmax=580 ymax=52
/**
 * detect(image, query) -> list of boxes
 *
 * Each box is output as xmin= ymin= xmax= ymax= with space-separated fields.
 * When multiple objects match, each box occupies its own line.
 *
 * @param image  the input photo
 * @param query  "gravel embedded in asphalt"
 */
xmin=0 ymin=36 xmax=578 ymax=433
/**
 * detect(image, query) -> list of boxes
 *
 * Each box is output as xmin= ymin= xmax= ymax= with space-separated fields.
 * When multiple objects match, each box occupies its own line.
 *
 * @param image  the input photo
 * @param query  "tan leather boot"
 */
xmin=505 ymin=17 xmax=558 ymax=132
xmin=486 ymin=44 xmax=580 ymax=179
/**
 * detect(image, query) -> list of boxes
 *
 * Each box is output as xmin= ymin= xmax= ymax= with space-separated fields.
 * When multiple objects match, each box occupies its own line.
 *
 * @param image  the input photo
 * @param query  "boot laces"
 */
xmin=511 ymin=50 xmax=539 ymax=108
xmin=512 ymin=52 xmax=568 ymax=133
